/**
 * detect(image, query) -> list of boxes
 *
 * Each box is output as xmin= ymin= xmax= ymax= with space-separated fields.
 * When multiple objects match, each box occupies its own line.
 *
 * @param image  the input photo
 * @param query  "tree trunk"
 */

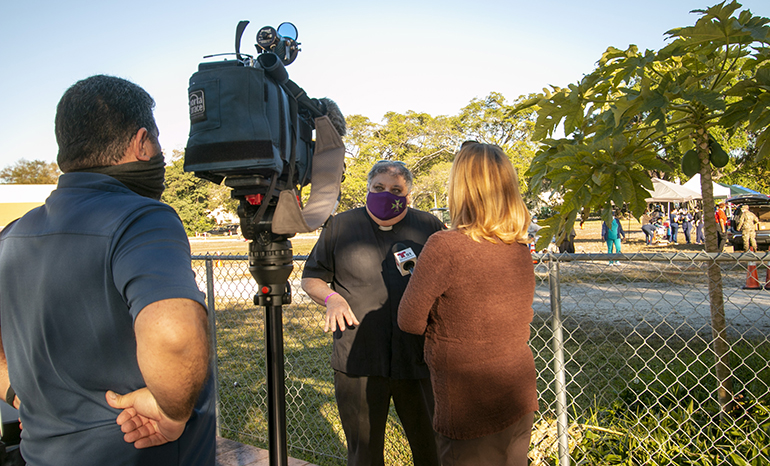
xmin=696 ymin=130 xmax=734 ymax=417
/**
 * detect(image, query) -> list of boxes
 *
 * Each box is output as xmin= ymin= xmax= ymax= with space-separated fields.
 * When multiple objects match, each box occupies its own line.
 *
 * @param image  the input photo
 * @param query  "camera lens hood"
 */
xmin=257 ymin=53 xmax=289 ymax=85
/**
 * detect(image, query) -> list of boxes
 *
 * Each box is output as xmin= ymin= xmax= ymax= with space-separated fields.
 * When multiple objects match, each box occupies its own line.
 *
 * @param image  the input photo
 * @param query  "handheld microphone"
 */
xmin=393 ymin=243 xmax=416 ymax=276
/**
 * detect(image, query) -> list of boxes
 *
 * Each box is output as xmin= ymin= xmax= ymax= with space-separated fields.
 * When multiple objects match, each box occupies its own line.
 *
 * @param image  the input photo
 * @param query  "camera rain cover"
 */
xmin=185 ymin=62 xmax=291 ymax=183
xmin=272 ymin=115 xmax=345 ymax=234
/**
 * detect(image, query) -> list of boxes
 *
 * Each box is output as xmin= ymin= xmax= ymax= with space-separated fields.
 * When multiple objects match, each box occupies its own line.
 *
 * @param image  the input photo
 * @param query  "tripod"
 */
xmin=206 ymin=111 xmax=345 ymax=466
xmin=247 ymin=229 xmax=294 ymax=466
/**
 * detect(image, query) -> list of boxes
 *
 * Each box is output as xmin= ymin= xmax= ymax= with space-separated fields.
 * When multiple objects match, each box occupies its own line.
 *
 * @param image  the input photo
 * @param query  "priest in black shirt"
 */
xmin=302 ymin=160 xmax=444 ymax=466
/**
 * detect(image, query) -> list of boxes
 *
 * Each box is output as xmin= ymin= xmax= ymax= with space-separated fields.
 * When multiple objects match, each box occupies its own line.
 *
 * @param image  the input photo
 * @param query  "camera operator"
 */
xmin=0 ymin=75 xmax=215 ymax=465
xmin=301 ymin=160 xmax=444 ymax=466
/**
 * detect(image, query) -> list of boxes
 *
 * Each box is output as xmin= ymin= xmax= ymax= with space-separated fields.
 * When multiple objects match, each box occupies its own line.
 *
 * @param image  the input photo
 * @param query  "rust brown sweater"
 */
xmin=398 ymin=229 xmax=538 ymax=440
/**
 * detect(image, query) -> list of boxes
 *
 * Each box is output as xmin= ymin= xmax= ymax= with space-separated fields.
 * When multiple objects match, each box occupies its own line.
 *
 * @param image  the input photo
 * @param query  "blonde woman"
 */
xmin=398 ymin=142 xmax=537 ymax=466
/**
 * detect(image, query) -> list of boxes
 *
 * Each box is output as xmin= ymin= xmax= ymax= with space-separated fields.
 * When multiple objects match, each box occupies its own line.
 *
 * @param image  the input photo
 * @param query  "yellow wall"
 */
xmin=0 ymin=203 xmax=43 ymax=228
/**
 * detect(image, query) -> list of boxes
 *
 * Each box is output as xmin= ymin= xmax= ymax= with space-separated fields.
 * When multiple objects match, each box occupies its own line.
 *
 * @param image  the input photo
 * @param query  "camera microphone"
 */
xmin=393 ymin=243 xmax=416 ymax=276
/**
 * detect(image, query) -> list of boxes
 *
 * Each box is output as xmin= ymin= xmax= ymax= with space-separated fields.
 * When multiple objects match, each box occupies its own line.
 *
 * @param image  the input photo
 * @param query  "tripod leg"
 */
xmin=265 ymin=304 xmax=288 ymax=466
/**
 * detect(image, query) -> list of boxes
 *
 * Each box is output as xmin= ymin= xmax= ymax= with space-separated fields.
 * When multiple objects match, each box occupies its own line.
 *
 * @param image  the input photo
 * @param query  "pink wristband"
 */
xmin=324 ymin=292 xmax=339 ymax=305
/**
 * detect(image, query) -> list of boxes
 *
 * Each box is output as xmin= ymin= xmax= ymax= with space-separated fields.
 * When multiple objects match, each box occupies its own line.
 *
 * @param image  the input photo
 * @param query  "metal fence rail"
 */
xmin=193 ymin=252 xmax=770 ymax=465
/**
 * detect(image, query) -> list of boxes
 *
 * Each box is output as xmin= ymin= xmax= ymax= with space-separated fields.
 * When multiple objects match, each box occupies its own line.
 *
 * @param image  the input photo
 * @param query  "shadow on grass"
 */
xmin=215 ymin=301 xmax=415 ymax=466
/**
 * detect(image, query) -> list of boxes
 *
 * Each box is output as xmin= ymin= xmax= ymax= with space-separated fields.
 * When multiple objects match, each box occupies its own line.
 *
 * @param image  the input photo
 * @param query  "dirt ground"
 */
xmin=189 ymin=218 xmax=770 ymax=337
xmin=568 ymin=218 xmax=709 ymax=254
xmin=190 ymin=217 xmax=715 ymax=257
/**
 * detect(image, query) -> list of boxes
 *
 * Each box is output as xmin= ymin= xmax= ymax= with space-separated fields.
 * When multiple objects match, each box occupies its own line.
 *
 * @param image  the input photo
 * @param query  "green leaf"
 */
xmin=686 ymin=88 xmax=727 ymax=112
xmin=612 ymin=97 xmax=638 ymax=128
xmin=755 ymin=129 xmax=770 ymax=162
xmin=729 ymin=452 xmax=750 ymax=466
xmin=618 ymin=171 xmax=636 ymax=200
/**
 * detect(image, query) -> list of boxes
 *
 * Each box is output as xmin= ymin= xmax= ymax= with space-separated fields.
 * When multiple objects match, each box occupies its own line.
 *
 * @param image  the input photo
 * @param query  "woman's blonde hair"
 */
xmin=448 ymin=142 xmax=530 ymax=244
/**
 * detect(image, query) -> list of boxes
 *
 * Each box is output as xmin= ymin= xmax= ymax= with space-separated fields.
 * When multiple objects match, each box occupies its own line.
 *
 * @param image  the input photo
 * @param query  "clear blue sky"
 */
xmin=1 ymin=0 xmax=769 ymax=170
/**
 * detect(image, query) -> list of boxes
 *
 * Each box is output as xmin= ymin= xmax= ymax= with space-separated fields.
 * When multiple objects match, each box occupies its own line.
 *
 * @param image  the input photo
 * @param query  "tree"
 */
xmin=458 ymin=92 xmax=539 ymax=192
xmin=161 ymin=150 xmax=237 ymax=235
xmin=722 ymin=131 xmax=770 ymax=192
xmin=339 ymin=94 xmax=538 ymax=213
xmin=513 ymin=1 xmax=769 ymax=415
xmin=411 ymin=161 xmax=452 ymax=211
xmin=0 ymin=159 xmax=61 ymax=184
xmin=341 ymin=111 xmax=460 ymax=212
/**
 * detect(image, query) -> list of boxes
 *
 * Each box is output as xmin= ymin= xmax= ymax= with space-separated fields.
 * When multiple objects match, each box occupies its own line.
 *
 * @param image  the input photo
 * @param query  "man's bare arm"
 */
xmin=107 ymin=298 xmax=209 ymax=448
xmin=134 ymin=298 xmax=209 ymax=420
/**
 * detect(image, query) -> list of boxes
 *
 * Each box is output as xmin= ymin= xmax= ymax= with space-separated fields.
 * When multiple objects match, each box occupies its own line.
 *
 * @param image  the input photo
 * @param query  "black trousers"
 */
xmin=682 ymin=223 xmax=692 ymax=243
xmin=334 ymin=371 xmax=439 ymax=466
xmin=641 ymin=224 xmax=655 ymax=244
xmin=717 ymin=229 xmax=727 ymax=251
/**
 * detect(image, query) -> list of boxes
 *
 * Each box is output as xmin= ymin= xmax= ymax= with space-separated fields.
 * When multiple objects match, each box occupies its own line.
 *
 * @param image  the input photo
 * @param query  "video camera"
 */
xmin=184 ymin=21 xmax=345 ymax=243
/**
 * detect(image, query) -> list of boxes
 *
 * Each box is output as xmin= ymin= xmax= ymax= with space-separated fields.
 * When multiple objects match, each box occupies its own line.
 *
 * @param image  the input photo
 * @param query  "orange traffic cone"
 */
xmin=530 ymin=242 xmax=537 ymax=265
xmin=743 ymin=262 xmax=761 ymax=290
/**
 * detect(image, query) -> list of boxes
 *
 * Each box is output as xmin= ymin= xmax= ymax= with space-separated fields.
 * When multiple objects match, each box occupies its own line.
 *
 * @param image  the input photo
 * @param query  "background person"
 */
xmin=640 ymin=208 xmax=655 ymax=245
xmin=651 ymin=205 xmax=663 ymax=222
xmin=695 ymin=210 xmax=705 ymax=244
xmin=398 ymin=143 xmax=537 ymax=466
xmin=681 ymin=208 xmax=693 ymax=244
xmin=0 ymin=75 xmax=215 ymax=465
xmin=737 ymin=204 xmax=760 ymax=252
xmin=558 ymin=228 xmax=577 ymax=253
xmin=301 ymin=160 xmax=444 ymax=466
xmin=601 ymin=210 xmax=625 ymax=264
xmin=669 ymin=209 xmax=680 ymax=243
xmin=716 ymin=202 xmax=728 ymax=251
xmin=641 ymin=220 xmax=656 ymax=245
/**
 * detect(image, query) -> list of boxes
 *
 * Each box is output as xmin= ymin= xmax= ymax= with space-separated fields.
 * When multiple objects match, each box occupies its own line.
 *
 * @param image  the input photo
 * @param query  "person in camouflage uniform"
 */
xmin=737 ymin=204 xmax=760 ymax=252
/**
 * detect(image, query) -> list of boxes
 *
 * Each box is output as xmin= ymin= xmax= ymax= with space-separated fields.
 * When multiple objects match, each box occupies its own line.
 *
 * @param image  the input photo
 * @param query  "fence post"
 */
xmin=548 ymin=256 xmax=570 ymax=466
xmin=205 ymin=258 xmax=221 ymax=437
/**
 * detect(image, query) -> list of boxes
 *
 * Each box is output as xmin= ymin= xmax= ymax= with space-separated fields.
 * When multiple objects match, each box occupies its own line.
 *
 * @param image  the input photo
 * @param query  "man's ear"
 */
xmin=124 ymin=128 xmax=152 ymax=163
xmin=135 ymin=128 xmax=153 ymax=162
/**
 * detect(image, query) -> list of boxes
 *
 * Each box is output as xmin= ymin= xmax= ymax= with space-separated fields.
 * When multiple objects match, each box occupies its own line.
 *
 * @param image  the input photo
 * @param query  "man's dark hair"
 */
xmin=55 ymin=75 xmax=157 ymax=172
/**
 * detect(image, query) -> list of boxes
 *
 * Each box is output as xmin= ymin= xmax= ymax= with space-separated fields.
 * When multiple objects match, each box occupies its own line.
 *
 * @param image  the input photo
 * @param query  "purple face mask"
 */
xmin=366 ymin=191 xmax=407 ymax=221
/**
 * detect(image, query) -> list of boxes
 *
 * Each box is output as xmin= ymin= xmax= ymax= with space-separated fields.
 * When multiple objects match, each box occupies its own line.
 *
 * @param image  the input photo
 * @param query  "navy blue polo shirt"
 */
xmin=0 ymin=173 xmax=214 ymax=466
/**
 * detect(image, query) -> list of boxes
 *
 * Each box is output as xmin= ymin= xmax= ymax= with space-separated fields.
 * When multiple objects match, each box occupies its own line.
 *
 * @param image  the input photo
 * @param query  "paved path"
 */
xmin=216 ymin=437 xmax=317 ymax=466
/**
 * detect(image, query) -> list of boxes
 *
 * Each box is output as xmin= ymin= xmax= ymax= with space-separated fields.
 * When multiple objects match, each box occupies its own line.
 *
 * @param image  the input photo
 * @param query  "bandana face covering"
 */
xmin=78 ymin=153 xmax=166 ymax=200
xmin=366 ymin=191 xmax=407 ymax=221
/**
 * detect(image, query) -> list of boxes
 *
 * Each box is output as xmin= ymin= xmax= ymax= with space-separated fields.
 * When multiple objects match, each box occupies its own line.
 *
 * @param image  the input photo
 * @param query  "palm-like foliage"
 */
xmin=513 ymin=1 xmax=770 ymax=416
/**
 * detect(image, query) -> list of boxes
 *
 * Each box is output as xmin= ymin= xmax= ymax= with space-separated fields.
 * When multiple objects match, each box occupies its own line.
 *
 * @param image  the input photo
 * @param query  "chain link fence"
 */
xmin=193 ymin=252 xmax=770 ymax=465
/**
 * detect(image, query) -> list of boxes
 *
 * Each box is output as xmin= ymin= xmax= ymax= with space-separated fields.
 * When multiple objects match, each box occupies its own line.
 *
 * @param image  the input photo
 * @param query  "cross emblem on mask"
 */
xmin=391 ymin=199 xmax=403 ymax=212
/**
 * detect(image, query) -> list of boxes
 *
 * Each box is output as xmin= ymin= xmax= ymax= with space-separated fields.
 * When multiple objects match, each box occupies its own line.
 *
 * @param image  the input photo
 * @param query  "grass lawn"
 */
xmin=190 ymin=217 xmax=770 ymax=464
xmin=189 ymin=233 xmax=320 ymax=256
xmin=212 ymin=295 xmax=770 ymax=465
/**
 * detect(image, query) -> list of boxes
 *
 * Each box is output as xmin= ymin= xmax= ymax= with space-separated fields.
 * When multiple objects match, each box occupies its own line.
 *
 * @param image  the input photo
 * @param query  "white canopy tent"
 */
xmin=682 ymin=174 xmax=731 ymax=199
xmin=644 ymin=178 xmax=702 ymax=203
xmin=644 ymin=178 xmax=703 ymax=228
